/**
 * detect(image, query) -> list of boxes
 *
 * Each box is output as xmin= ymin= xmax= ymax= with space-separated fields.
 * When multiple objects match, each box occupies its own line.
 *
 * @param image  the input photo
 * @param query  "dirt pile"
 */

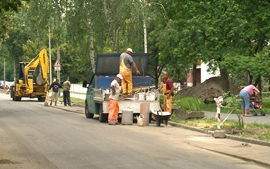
xmin=176 ymin=77 xmax=240 ymax=102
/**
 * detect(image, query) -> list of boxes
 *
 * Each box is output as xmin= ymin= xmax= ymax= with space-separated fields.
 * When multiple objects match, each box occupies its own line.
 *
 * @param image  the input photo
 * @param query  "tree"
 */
xmin=0 ymin=0 xmax=29 ymax=43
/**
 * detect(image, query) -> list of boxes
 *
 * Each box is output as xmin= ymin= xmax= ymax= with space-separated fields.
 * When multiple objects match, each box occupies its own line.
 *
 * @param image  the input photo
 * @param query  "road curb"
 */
xmin=190 ymin=144 xmax=270 ymax=167
xmin=47 ymin=102 xmax=84 ymax=114
xmin=169 ymin=121 xmax=270 ymax=167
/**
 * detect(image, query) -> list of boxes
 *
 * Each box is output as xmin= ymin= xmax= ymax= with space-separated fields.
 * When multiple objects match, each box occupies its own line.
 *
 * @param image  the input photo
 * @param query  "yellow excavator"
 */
xmin=10 ymin=49 xmax=50 ymax=101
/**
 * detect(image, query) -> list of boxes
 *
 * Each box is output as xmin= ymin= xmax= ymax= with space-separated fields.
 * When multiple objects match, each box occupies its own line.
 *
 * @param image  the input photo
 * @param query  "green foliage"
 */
xmin=257 ymin=132 xmax=270 ymax=140
xmin=2 ymin=0 xmax=270 ymax=87
xmin=222 ymin=92 xmax=242 ymax=114
xmin=201 ymin=103 xmax=234 ymax=114
xmin=222 ymin=92 xmax=239 ymax=108
xmin=0 ymin=0 xmax=29 ymax=42
xmin=174 ymin=97 xmax=204 ymax=111
xmin=159 ymin=93 xmax=164 ymax=106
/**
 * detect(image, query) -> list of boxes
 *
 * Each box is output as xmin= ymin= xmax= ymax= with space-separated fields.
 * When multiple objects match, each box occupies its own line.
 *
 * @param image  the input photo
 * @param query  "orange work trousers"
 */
xmin=122 ymin=72 xmax=132 ymax=95
xmin=163 ymin=94 xmax=173 ymax=114
xmin=108 ymin=99 xmax=119 ymax=125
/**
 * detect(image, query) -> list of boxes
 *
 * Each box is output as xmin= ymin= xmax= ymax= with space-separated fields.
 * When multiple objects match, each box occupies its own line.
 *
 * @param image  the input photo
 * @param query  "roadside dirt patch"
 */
xmin=176 ymin=77 xmax=240 ymax=102
xmin=0 ymin=159 xmax=16 ymax=164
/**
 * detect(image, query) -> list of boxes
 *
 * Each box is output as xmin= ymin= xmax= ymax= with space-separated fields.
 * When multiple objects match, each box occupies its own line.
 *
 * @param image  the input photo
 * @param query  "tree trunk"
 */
xmin=258 ymin=78 xmax=262 ymax=97
xmin=89 ymin=22 xmax=95 ymax=73
xmin=103 ymin=2 xmax=115 ymax=52
xmin=114 ymin=27 xmax=120 ymax=53
xmin=192 ymin=64 xmax=197 ymax=86
xmin=220 ymin=67 xmax=230 ymax=92
xmin=254 ymin=76 xmax=262 ymax=97
xmin=154 ymin=65 xmax=164 ymax=88
xmin=143 ymin=19 xmax=147 ymax=53
xmin=245 ymin=71 xmax=253 ymax=85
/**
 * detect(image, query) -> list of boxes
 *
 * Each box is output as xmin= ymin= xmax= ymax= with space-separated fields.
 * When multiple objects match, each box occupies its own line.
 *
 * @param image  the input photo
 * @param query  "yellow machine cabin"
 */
xmin=10 ymin=49 xmax=50 ymax=101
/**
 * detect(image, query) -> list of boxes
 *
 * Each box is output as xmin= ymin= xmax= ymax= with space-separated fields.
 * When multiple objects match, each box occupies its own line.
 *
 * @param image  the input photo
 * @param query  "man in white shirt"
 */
xmin=108 ymin=74 xmax=123 ymax=125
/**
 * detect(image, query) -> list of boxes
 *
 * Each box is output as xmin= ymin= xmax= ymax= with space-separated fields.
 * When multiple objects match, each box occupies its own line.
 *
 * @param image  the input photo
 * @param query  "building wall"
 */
xmin=186 ymin=62 xmax=220 ymax=87
xmin=200 ymin=62 xmax=220 ymax=83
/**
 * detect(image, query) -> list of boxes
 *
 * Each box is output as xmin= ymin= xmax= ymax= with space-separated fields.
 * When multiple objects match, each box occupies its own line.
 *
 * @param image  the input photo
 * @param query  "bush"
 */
xmin=174 ymin=97 xmax=204 ymax=111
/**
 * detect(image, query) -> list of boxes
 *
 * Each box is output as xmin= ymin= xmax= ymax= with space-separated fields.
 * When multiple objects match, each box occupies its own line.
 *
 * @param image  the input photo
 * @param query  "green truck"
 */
xmin=82 ymin=53 xmax=161 ymax=122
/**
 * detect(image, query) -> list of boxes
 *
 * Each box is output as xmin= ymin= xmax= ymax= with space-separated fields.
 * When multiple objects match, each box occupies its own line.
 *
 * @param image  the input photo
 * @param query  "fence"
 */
xmin=70 ymin=84 xmax=87 ymax=93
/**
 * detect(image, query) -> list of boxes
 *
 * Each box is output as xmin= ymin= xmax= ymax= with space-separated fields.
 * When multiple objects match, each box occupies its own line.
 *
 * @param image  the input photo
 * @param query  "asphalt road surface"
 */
xmin=0 ymin=93 xmax=267 ymax=169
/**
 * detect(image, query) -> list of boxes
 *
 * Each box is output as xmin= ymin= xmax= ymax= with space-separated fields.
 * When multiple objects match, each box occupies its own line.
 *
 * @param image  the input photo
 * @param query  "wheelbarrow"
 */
xmin=151 ymin=110 xmax=171 ymax=126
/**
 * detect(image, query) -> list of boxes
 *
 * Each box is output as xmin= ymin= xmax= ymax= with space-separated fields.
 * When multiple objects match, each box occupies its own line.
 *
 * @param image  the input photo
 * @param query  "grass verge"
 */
xmin=171 ymin=113 xmax=270 ymax=141
xmin=47 ymin=96 xmax=85 ymax=106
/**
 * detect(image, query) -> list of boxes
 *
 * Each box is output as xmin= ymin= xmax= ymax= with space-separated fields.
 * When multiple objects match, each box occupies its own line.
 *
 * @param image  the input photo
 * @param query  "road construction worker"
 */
xmin=119 ymin=48 xmax=140 ymax=95
xmin=158 ymin=71 xmax=175 ymax=114
xmin=108 ymin=74 xmax=123 ymax=125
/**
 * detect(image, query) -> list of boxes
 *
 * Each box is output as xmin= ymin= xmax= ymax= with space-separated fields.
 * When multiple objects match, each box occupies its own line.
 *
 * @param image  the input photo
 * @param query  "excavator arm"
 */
xmin=23 ymin=49 xmax=50 ymax=94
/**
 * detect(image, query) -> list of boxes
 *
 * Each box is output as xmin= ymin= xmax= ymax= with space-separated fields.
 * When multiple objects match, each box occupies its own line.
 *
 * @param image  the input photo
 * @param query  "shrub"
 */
xmin=174 ymin=97 xmax=204 ymax=111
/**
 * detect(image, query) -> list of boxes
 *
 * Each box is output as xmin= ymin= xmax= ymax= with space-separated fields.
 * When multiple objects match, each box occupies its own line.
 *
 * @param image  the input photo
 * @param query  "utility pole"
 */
xmin=3 ymin=58 xmax=6 ymax=88
xmin=14 ymin=60 xmax=16 ymax=82
xmin=49 ymin=26 xmax=52 ymax=84
xmin=143 ymin=0 xmax=148 ymax=53
xmin=56 ymin=45 xmax=60 ymax=82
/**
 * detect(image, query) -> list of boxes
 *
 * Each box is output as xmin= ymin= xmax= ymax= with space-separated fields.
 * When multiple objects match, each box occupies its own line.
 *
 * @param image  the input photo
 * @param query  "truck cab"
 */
xmin=83 ymin=53 xmax=161 ymax=122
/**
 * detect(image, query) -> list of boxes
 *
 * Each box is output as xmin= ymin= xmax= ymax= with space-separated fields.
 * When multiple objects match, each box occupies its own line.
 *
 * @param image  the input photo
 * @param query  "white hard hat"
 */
xmin=126 ymin=48 xmax=133 ymax=53
xmin=116 ymin=74 xmax=123 ymax=79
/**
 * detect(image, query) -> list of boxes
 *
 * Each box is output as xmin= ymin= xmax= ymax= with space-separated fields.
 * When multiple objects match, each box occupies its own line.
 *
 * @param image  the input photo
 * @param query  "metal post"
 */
xmin=214 ymin=96 xmax=223 ymax=129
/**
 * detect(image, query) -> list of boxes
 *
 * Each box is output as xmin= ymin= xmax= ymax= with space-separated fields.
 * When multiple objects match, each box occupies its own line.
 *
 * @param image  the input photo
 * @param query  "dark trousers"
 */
xmin=63 ymin=91 xmax=71 ymax=106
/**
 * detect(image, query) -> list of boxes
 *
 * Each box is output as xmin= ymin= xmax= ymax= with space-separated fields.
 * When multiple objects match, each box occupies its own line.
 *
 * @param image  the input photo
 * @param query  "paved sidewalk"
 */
xmin=181 ymin=132 xmax=270 ymax=167
xmin=205 ymin=111 xmax=270 ymax=124
xmin=47 ymin=102 xmax=270 ymax=167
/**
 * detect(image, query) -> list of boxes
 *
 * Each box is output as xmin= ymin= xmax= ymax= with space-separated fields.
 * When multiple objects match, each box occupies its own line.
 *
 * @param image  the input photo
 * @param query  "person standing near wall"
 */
xmin=62 ymin=77 xmax=71 ymax=106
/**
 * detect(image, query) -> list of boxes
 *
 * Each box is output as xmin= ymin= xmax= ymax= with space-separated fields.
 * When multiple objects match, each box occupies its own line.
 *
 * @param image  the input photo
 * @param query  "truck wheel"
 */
xmin=156 ymin=119 xmax=161 ymax=126
xmin=99 ymin=104 xmax=108 ymax=122
xmin=85 ymin=103 xmax=94 ymax=118
xmin=38 ymin=97 xmax=46 ymax=102
xmin=14 ymin=96 xmax=21 ymax=101
xmin=10 ymin=86 xmax=14 ymax=98
xmin=149 ymin=113 xmax=152 ymax=123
